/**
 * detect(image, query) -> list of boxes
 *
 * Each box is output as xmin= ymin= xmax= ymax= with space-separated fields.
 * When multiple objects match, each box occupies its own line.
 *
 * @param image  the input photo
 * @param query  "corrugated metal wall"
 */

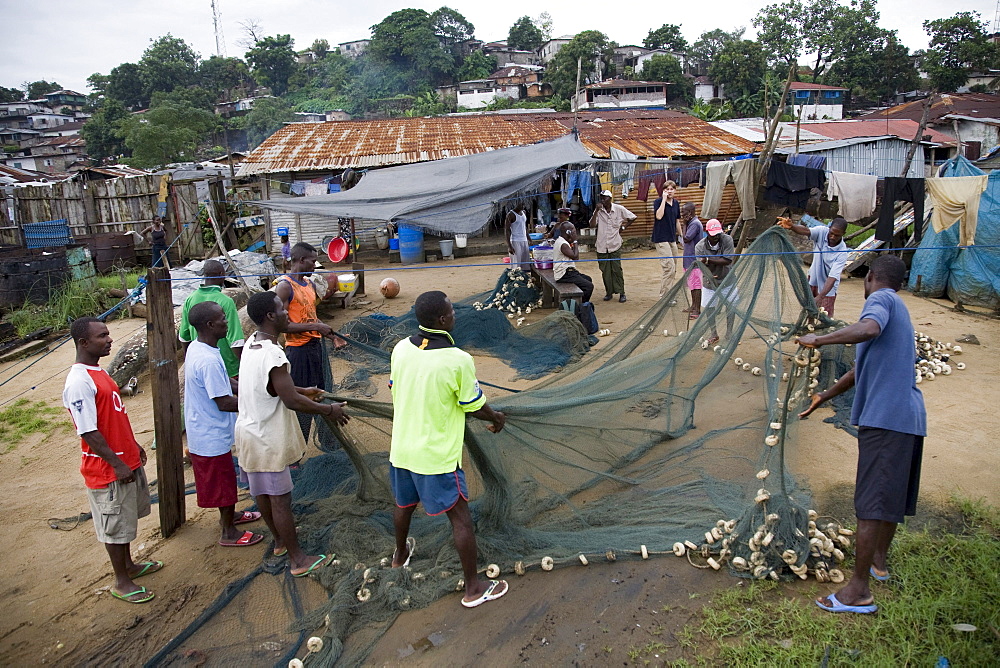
xmin=811 ymin=139 xmax=924 ymax=178
xmin=618 ymin=182 xmax=742 ymax=238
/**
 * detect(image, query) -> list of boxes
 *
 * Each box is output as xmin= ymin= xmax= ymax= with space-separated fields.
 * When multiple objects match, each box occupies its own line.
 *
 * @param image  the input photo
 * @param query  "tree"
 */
xmin=535 ymin=12 xmax=553 ymax=41
xmin=106 ymin=63 xmax=146 ymax=109
xmin=827 ymin=28 xmax=918 ymax=102
xmin=687 ymin=98 xmax=735 ymax=121
xmin=753 ymin=0 xmax=804 ymax=67
xmin=311 ymin=39 xmax=330 ymax=59
xmin=241 ymin=97 xmax=295 ymax=148
xmin=508 ymin=16 xmax=544 ymax=51
xmin=138 ymin=34 xmax=200 ymax=97
xmin=456 ymin=51 xmax=497 ymax=82
xmin=246 ymin=34 xmax=298 ymax=96
xmin=689 ymin=27 xmax=745 ymax=72
xmin=405 ymin=91 xmax=450 ymax=117
xmin=923 ymin=11 xmax=997 ymax=92
xmin=80 ymin=99 xmax=129 ymax=161
xmin=710 ymin=40 xmax=768 ymax=102
xmin=117 ymin=99 xmax=218 ymax=168
xmin=639 ymin=54 xmax=692 ymax=103
xmin=86 ymin=73 xmax=110 ymax=97
xmin=0 ymin=86 xmax=24 ymax=102
xmin=643 ymin=24 xmax=688 ymax=52
xmin=24 ymin=80 xmax=61 ymax=99
xmin=200 ymin=56 xmax=251 ymax=101
xmin=547 ymin=30 xmax=616 ymax=98
xmin=431 ymin=6 xmax=475 ymax=47
xmin=369 ymin=9 xmax=455 ymax=91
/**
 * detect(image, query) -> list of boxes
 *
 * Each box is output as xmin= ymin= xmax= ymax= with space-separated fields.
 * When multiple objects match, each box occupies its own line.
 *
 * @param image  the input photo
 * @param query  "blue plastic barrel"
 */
xmin=398 ymin=224 xmax=424 ymax=264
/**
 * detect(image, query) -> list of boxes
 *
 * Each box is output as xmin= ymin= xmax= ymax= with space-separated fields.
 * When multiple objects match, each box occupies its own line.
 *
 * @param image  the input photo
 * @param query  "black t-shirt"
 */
xmin=651 ymin=197 xmax=679 ymax=243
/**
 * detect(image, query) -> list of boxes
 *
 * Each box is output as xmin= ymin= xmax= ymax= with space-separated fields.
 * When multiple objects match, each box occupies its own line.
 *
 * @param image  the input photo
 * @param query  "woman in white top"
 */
xmin=504 ymin=204 xmax=531 ymax=270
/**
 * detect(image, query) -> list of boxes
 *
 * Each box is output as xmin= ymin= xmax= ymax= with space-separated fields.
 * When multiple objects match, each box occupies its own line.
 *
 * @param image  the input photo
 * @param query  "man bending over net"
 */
xmin=694 ymin=219 xmax=736 ymax=345
xmin=798 ymin=255 xmax=926 ymax=614
xmin=388 ymin=290 xmax=509 ymax=608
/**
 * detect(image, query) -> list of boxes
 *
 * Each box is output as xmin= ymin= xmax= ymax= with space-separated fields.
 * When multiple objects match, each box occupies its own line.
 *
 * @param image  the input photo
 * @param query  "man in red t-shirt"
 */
xmin=63 ymin=317 xmax=162 ymax=604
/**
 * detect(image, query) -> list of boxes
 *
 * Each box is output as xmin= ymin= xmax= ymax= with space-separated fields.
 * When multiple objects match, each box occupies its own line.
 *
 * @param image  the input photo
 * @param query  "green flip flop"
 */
xmin=291 ymin=554 xmax=330 ymax=578
xmin=111 ymin=586 xmax=155 ymax=604
xmin=132 ymin=561 xmax=164 ymax=579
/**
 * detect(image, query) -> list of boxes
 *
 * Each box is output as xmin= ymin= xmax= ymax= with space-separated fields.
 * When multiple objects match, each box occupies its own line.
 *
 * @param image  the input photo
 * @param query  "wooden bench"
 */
xmin=531 ymin=266 xmax=584 ymax=309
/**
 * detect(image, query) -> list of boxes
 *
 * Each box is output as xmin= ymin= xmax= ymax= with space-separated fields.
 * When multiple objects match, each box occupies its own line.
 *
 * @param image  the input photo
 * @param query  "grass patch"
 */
xmin=0 ymin=399 xmax=66 ymax=452
xmin=96 ymin=270 xmax=144 ymax=292
xmin=845 ymin=223 xmax=875 ymax=248
xmin=678 ymin=501 xmax=1000 ymax=666
xmin=5 ymin=274 xmax=134 ymax=337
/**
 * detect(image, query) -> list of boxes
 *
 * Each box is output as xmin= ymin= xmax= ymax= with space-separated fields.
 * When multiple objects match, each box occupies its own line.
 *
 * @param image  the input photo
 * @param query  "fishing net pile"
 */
xmin=148 ymin=228 xmax=864 ymax=667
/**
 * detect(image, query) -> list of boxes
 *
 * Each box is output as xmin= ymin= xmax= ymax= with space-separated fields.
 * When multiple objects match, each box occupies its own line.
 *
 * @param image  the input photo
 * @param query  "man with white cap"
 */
xmin=590 ymin=189 xmax=636 ymax=303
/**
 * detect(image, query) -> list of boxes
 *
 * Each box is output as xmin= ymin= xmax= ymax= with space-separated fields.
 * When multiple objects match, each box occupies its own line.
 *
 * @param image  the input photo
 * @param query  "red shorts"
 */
xmin=686 ymin=267 xmax=703 ymax=290
xmin=189 ymin=452 xmax=238 ymax=508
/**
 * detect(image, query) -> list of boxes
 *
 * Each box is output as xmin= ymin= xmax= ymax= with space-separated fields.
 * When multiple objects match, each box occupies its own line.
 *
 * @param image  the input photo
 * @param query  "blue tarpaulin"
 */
xmin=908 ymin=156 xmax=1000 ymax=308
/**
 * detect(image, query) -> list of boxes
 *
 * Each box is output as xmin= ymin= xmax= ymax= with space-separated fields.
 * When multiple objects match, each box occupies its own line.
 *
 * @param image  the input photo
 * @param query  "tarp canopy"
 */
xmin=909 ymin=155 xmax=1000 ymax=308
xmin=254 ymin=133 xmax=594 ymax=234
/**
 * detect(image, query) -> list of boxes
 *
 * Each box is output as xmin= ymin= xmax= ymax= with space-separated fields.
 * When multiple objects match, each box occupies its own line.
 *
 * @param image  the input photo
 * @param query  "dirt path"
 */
xmin=0 ymin=250 xmax=995 ymax=665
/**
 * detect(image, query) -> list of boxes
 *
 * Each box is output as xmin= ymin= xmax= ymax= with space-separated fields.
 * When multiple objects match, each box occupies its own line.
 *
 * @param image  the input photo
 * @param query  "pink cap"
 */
xmin=705 ymin=219 xmax=723 ymax=235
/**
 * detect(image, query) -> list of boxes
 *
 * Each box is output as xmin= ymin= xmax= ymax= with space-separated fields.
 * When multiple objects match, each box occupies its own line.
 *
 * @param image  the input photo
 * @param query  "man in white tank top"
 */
xmin=504 ymin=204 xmax=531 ymax=270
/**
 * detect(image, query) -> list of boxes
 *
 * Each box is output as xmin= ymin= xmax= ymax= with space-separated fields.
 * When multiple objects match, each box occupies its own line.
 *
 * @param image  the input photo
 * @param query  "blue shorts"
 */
xmin=390 ymin=465 xmax=468 ymax=516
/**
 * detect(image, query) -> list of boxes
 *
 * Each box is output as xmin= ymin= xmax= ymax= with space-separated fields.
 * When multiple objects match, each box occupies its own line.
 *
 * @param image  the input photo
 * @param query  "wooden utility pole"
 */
xmin=146 ymin=266 xmax=185 ymax=537
xmin=900 ymin=94 xmax=935 ymax=177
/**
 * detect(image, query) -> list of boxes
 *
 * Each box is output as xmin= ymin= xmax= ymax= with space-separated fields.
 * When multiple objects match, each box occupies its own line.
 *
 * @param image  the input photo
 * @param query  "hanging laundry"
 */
xmin=597 ymin=171 xmax=612 ymax=194
xmin=304 ymin=183 xmax=328 ymax=196
xmin=702 ymin=160 xmax=757 ymax=220
xmin=763 ymin=161 xmax=825 ymax=210
xmin=567 ymin=170 xmax=593 ymax=206
xmin=876 ymin=178 xmax=925 ymax=243
xmin=636 ymin=167 xmax=666 ymax=201
xmin=925 ymin=175 xmax=989 ymax=246
xmin=609 ymin=147 xmax=637 ymax=198
xmin=290 ymin=180 xmax=308 ymax=196
xmin=826 ymin=171 xmax=878 ymax=222
xmin=328 ymin=183 xmax=341 ymax=193
xmin=787 ymin=154 xmax=827 ymax=170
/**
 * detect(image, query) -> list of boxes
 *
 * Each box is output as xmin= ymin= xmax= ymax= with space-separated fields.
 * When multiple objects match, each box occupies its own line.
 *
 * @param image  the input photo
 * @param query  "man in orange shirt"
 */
xmin=274 ymin=242 xmax=340 ymax=438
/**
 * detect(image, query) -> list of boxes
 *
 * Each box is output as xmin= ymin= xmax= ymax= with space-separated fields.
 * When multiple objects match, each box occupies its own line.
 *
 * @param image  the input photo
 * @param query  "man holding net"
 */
xmin=778 ymin=216 xmax=850 ymax=317
xmin=388 ymin=290 xmax=509 ymax=608
xmin=693 ymin=219 xmax=736 ymax=345
xmin=798 ymin=254 xmax=926 ymax=614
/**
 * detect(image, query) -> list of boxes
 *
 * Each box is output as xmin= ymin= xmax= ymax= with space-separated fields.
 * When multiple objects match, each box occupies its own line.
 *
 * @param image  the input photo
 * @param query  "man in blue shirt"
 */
xmin=798 ymin=254 xmax=925 ymax=615
xmin=185 ymin=301 xmax=263 ymax=548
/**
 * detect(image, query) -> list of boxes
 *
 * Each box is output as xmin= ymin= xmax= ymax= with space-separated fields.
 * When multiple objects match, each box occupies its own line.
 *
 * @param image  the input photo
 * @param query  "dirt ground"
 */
xmin=0 ymin=249 xmax=996 ymax=665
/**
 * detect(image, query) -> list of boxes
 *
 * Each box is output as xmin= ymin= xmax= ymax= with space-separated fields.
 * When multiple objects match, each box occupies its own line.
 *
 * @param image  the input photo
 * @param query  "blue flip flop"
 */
xmin=816 ymin=593 xmax=877 ymax=614
xmin=870 ymin=566 xmax=890 ymax=582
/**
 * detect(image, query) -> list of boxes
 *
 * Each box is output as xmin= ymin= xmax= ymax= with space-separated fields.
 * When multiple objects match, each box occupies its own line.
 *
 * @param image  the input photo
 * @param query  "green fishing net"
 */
xmin=147 ymin=227 xmax=858 ymax=667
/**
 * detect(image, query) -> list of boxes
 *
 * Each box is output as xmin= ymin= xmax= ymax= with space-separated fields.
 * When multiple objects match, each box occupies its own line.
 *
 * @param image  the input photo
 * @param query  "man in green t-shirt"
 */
xmin=388 ymin=291 xmax=509 ymax=609
xmin=178 ymin=260 xmax=245 ymax=377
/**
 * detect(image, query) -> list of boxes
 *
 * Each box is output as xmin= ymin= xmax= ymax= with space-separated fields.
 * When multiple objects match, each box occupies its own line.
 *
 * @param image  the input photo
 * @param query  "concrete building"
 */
xmin=786 ymin=82 xmax=846 ymax=120
xmin=538 ymin=36 xmax=574 ymax=64
xmin=693 ymin=76 xmax=724 ymax=102
xmin=573 ymin=80 xmax=669 ymax=111
xmin=481 ymin=41 xmax=536 ymax=66
xmin=338 ymin=39 xmax=370 ymax=59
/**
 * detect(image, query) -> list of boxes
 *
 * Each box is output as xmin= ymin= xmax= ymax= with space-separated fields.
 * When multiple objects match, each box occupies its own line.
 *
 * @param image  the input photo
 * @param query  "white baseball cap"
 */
xmin=600 ymin=189 xmax=613 ymax=197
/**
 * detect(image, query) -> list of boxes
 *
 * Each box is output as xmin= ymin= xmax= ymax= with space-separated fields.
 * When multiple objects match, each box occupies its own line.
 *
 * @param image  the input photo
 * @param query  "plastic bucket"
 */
xmin=337 ymin=273 xmax=357 ymax=292
xmin=398 ymin=224 xmax=424 ymax=264
xmin=454 ymin=233 xmax=467 ymax=248
xmin=388 ymin=237 xmax=399 ymax=250
xmin=439 ymin=239 xmax=454 ymax=256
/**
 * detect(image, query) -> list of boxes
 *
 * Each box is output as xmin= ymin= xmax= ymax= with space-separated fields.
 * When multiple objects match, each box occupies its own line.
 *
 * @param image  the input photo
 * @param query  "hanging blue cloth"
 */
xmin=568 ymin=170 xmax=592 ymax=206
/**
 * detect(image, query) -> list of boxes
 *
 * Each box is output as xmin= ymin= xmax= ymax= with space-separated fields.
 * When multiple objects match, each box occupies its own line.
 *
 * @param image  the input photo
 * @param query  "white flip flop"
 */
xmin=461 ymin=579 xmax=509 ymax=608
xmin=393 ymin=536 xmax=416 ymax=567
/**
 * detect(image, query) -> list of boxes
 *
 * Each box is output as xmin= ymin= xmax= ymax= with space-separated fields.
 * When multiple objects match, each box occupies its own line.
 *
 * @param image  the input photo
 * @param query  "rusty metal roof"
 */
xmin=859 ymin=93 xmax=1000 ymax=123
xmin=237 ymin=110 xmax=758 ymax=176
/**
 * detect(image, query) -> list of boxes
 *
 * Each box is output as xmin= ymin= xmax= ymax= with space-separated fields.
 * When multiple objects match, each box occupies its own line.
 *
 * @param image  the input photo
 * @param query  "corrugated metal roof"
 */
xmin=238 ymin=110 xmax=758 ymax=176
xmin=775 ymin=136 xmax=898 ymax=152
xmin=788 ymin=82 xmax=846 ymax=90
xmin=796 ymin=119 xmax=956 ymax=145
xmin=859 ymin=93 xmax=1000 ymax=123
xmin=709 ymin=119 xmax=829 ymax=143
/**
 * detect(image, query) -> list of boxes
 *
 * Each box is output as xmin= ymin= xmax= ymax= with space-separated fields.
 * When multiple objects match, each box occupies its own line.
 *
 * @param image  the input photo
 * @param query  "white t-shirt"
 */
xmin=552 ymin=236 xmax=575 ymax=280
xmin=234 ymin=335 xmax=306 ymax=472
xmin=808 ymin=226 xmax=849 ymax=296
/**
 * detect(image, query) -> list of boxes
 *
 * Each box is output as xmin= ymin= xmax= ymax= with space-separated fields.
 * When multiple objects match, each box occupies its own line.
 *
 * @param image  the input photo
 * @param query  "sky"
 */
xmin=2 ymin=0 xmax=994 ymax=94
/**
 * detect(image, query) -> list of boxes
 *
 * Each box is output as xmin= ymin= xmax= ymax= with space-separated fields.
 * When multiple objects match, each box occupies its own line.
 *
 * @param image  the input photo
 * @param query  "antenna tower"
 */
xmin=993 ymin=0 xmax=1000 ymax=36
xmin=211 ymin=0 xmax=227 ymax=57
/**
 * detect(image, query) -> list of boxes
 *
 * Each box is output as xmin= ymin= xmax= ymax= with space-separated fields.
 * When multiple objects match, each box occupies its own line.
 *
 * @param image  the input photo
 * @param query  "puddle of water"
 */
xmin=397 ymin=631 xmax=447 ymax=658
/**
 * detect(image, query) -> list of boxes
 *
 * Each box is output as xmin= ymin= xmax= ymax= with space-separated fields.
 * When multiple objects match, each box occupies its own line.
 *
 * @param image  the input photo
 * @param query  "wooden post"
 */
xmin=146 ymin=266 xmax=185 ymax=537
xmin=901 ymin=94 xmax=934 ymax=178
xmin=352 ymin=261 xmax=366 ymax=296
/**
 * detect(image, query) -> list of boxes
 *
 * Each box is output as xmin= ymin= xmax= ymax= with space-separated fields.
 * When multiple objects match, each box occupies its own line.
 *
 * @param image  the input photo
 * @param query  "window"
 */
xmin=44 ymin=159 xmax=54 ymax=166
xmin=795 ymin=91 xmax=811 ymax=99
xmin=823 ymin=90 xmax=840 ymax=99
xmin=13 ymin=162 xmax=21 ymax=168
